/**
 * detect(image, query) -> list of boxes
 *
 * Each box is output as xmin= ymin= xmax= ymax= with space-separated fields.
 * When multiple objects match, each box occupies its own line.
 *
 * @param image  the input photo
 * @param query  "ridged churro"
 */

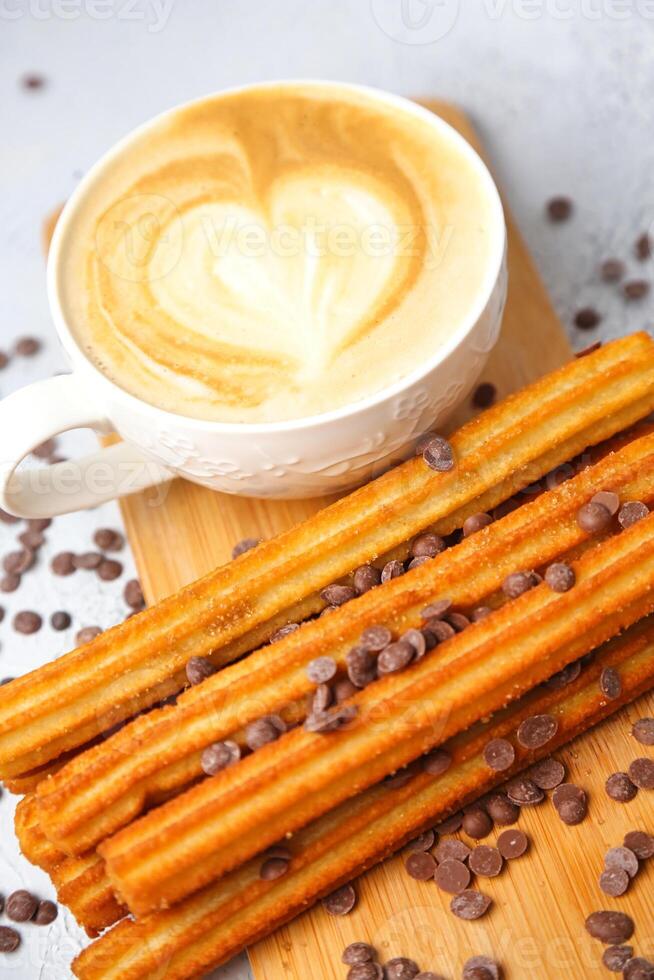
xmin=73 ymin=617 xmax=654 ymax=980
xmin=1 ymin=335 xmax=653 ymax=780
xmin=100 ymin=511 xmax=654 ymax=915
xmin=36 ymin=425 xmax=654 ymax=856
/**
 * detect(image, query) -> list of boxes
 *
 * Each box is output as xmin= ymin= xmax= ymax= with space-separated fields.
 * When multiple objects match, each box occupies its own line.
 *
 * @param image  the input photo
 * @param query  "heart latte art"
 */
xmin=62 ymin=86 xmax=498 ymax=422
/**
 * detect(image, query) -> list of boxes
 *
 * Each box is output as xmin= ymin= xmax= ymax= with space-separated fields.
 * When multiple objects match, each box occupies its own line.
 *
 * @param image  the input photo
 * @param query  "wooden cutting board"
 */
xmin=117 ymin=103 xmax=654 ymax=980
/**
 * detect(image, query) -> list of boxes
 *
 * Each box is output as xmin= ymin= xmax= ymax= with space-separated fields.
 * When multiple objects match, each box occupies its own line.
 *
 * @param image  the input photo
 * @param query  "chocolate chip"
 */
xmin=462 ymin=957 xmax=500 ymax=980
xmin=231 ymin=537 xmax=259 ymax=559
xmin=546 ymin=196 xmax=573 ymax=222
xmin=422 ymin=748 xmax=452 ymax=776
xmin=76 ymin=626 xmax=102 ymax=644
xmin=265 ymin=844 xmax=292 ymax=861
xmin=623 ymin=958 xmax=654 ymax=980
xmin=74 ymin=551 xmax=103 ymax=570
xmin=185 ymin=656 xmax=215 ymax=686
xmin=528 ymin=757 xmax=566 ymax=790
xmin=6 ymin=890 xmax=37 ymax=922
xmin=483 ymin=738 xmax=515 ymax=772
xmin=485 ymin=793 xmax=520 ymax=826
xmin=462 ymin=513 xmax=493 ymax=538
xmin=402 ymin=628 xmax=427 ymax=659
xmin=468 ymin=845 xmax=503 ymax=877
xmin=201 ymin=740 xmax=240 ymax=776
xmin=347 ymin=965 xmax=384 ymax=980
xmin=270 ymin=623 xmax=300 ymax=642
xmin=545 ymin=660 xmax=582 ymax=690
xmin=577 ymin=500 xmax=612 ymax=533
xmin=599 ymin=868 xmax=630 ymax=897
xmin=434 ymin=838 xmax=470 ymax=863
xmin=591 ymin=491 xmax=620 ymax=516
xmin=552 ymin=783 xmax=586 ymax=807
xmin=18 ymin=530 xmax=44 ymax=550
xmin=384 ymin=762 xmax=421 ymax=790
xmin=259 ymin=857 xmax=289 ymax=880
xmin=574 ymin=307 xmax=601 ymax=330
xmin=93 ymin=528 xmax=124 ymax=551
xmin=97 ymin=558 xmax=123 ymax=581
xmin=434 ymin=811 xmax=463 ymax=834
xmin=505 ymin=776 xmax=544 ymax=806
xmin=322 ymin=883 xmax=356 ymax=916
xmin=446 ymin=612 xmax=470 ymax=632
xmin=502 ymin=570 xmax=535 ymax=599
xmin=51 ymin=551 xmax=75 ymax=575
xmin=0 ymin=927 xmax=20 ymax=952
xmin=405 ymin=850 xmax=437 ymax=881
xmin=408 ymin=829 xmax=436 ymax=852
xmin=312 ymin=683 xmax=332 ymax=713
xmin=381 ymin=559 xmax=405 ymax=583
xmin=600 ymin=667 xmax=622 ymax=700
xmin=420 ymin=599 xmax=452 ymax=620
xmin=623 ymin=830 xmax=654 ymax=859
xmin=410 ymin=532 xmax=446 ymax=558
xmin=517 ymin=714 xmax=558 ymax=750
xmin=471 ymin=606 xmax=492 ymax=622
xmin=422 ymin=435 xmax=455 ymax=472
xmin=544 ymin=561 xmax=575 ymax=593
xmin=346 ymin=646 xmax=376 ymax=687
xmin=632 ymin=717 xmax=654 ymax=745
xmin=3 ymin=549 xmax=35 ymax=574
xmin=334 ymin=678 xmax=358 ymax=703
xmin=623 ymin=279 xmax=650 ymax=300
xmin=14 ymin=336 xmax=41 ymax=356
xmin=605 ymin=846 xmax=639 ymax=879
xmin=377 ymin=640 xmax=414 ymax=675
xmin=557 ymin=796 xmax=588 ymax=826
xmin=50 ymin=610 xmax=71 ymax=631
xmin=304 ymin=704 xmax=357 ymax=733
xmin=384 ymin=957 xmax=419 ymax=980
xmin=602 ymin=945 xmax=634 ymax=973
xmin=13 ymin=610 xmax=42 ymax=634
xmin=320 ymin=583 xmax=357 ymax=606
xmin=124 ymin=579 xmax=145 ymax=610
xmin=415 ymin=974 xmax=447 ymax=980
xmin=360 ymin=625 xmax=392 ymax=651
xmin=628 ymin=757 xmax=654 ymax=789
xmin=246 ymin=715 xmax=285 ymax=750
xmin=601 ymin=258 xmax=625 ymax=282
xmin=619 ymin=501 xmax=650 ymax=529
xmin=306 ymin=656 xmax=337 ymax=684
xmin=1 ymin=573 xmax=20 ymax=594
xmin=462 ymin=809 xmax=493 ymax=840
xmin=353 ymin=564 xmax=381 ymax=594
xmin=435 ymin=858 xmax=470 ymax=894
xmin=497 ymin=828 xmax=529 ymax=859
xmin=34 ymin=899 xmax=58 ymax=925
xmin=472 ymin=382 xmax=497 ymax=409
xmin=450 ymin=889 xmax=492 ymax=920
xmin=342 ymin=943 xmax=376 ymax=965
xmin=428 ymin=620 xmax=456 ymax=642
xmin=585 ymin=910 xmax=634 ymax=944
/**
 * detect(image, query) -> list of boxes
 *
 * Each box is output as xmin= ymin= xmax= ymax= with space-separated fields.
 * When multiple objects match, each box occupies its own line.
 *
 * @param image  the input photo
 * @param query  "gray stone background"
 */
xmin=1 ymin=1 xmax=653 ymax=977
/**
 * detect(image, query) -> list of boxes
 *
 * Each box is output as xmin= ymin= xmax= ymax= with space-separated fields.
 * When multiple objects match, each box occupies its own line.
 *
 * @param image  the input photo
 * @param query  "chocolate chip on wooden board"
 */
xmin=585 ymin=910 xmax=634 ymax=944
xmin=497 ymin=828 xmax=529 ymax=860
xmin=342 ymin=943 xmax=376 ymax=966
xmin=605 ymin=846 xmax=639 ymax=879
xmin=462 ymin=809 xmax=493 ymax=840
xmin=347 ymin=965 xmax=384 ymax=980
xmin=599 ymin=868 xmax=630 ymax=897
xmin=462 ymin=956 xmax=501 ymax=980
xmin=434 ymin=859 xmax=471 ymax=894
xmin=602 ymin=945 xmax=634 ymax=973
xmin=632 ymin=717 xmax=654 ymax=745
xmin=528 ymin=757 xmax=566 ymax=790
xmin=468 ymin=845 xmax=503 ymax=877
xmin=505 ymin=776 xmax=545 ymax=806
xmin=623 ymin=830 xmax=654 ymax=860
xmin=485 ymin=794 xmax=520 ymax=826
xmin=433 ymin=838 xmax=470 ymax=863
xmin=384 ymin=957 xmax=420 ymax=980
xmin=623 ymin=958 xmax=654 ymax=980
xmin=628 ymin=757 xmax=654 ymax=789
xmin=405 ymin=851 xmax=437 ymax=881
xmin=450 ymin=889 xmax=492 ymax=920
xmin=321 ymin=883 xmax=356 ymax=916
xmin=605 ymin=772 xmax=638 ymax=803
xmin=553 ymin=783 xmax=588 ymax=825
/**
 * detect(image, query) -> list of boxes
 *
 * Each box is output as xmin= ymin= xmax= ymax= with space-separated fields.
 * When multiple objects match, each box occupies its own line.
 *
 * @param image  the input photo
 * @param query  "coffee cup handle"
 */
xmin=0 ymin=373 xmax=173 ymax=518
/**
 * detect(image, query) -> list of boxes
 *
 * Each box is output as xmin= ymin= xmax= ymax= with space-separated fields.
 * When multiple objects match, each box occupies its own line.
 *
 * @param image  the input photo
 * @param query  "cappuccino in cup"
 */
xmin=60 ymin=83 xmax=497 ymax=423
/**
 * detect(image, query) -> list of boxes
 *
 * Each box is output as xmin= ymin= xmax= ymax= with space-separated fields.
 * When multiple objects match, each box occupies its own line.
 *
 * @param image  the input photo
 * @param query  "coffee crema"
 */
xmin=62 ymin=85 xmax=498 ymax=422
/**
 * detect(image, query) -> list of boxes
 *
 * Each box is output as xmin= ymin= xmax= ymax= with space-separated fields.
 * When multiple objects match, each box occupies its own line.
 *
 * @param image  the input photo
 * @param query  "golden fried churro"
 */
xmin=100 ymin=512 xmax=654 ymax=914
xmin=36 ymin=426 xmax=654 ymax=856
xmin=73 ymin=618 xmax=654 ymax=980
xmin=1 ymin=335 xmax=653 ymax=780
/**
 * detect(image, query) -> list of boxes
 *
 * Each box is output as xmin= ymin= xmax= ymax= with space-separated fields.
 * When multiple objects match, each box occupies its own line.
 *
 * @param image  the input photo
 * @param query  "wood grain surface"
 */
xmin=117 ymin=102 xmax=654 ymax=980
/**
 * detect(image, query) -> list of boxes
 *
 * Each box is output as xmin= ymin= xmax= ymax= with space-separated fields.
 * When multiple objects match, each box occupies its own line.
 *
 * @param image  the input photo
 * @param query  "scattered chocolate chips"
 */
xmin=4 ymin=549 xmax=34 ymax=575
xmin=605 ymin=846 xmax=639 ymax=879
xmin=201 ymin=740 xmax=240 ymax=776
xmin=405 ymin=851 xmax=437 ymax=881
xmin=334 ymin=678 xmax=358 ymax=703
xmin=360 ymin=625 xmax=392 ymax=651
xmin=420 ymin=599 xmax=452 ymax=620
xmin=381 ymin=560 xmax=405 ymax=583
xmin=623 ymin=830 xmax=654 ymax=860
xmin=312 ymin=684 xmax=332 ymax=713
xmin=462 ymin=513 xmax=493 ymax=538
xmin=545 ymin=660 xmax=582 ymax=690
xmin=635 ymin=232 xmax=652 ymax=261
xmin=502 ymin=570 xmax=536 ymax=599
xmin=51 ymin=551 xmax=75 ymax=575
xmin=270 ymin=623 xmax=300 ymax=642
xmin=602 ymin=945 xmax=634 ymax=973
xmin=462 ymin=809 xmax=493 ymax=840
xmin=93 ymin=528 xmax=124 ymax=551
xmin=468 ymin=845 xmax=503 ymax=877
xmin=619 ymin=500 xmax=650 ymax=529
xmin=6 ymin=890 xmax=37 ymax=922
xmin=434 ymin=838 xmax=470 ymax=863
xmin=259 ymin=856 xmax=290 ymax=880
xmin=544 ymin=561 xmax=575 ymax=593
xmin=422 ymin=436 xmax=455 ymax=473
xmin=346 ymin=646 xmax=376 ymax=688
xmin=1 ymin=574 xmax=21 ymax=593
xmin=348 ymin=965 xmax=384 ymax=980
xmin=377 ymin=640 xmax=414 ymax=675
xmin=246 ymin=714 xmax=285 ymax=750
xmin=97 ymin=558 xmax=123 ymax=581
xmin=384 ymin=957 xmax=420 ymax=980
xmin=434 ymin=811 xmax=463 ymax=835
xmin=600 ymin=667 xmax=622 ymax=700
xmin=76 ymin=626 xmax=102 ymax=644
xmin=528 ymin=757 xmax=566 ymax=790
xmin=422 ymin=748 xmax=452 ymax=776
xmin=497 ymin=828 xmax=529 ymax=860
xmin=304 ymin=704 xmax=357 ymax=733
xmin=516 ymin=713 xmax=558 ymax=750
xmin=472 ymin=382 xmax=497 ymax=409
xmin=185 ymin=656 xmax=215 ymax=686
xmin=435 ymin=858 xmax=470 ymax=894
xmin=342 ymin=942 xmax=376 ymax=966
xmin=577 ymin=500 xmax=612 ymax=533
xmin=628 ymin=757 xmax=654 ymax=789
xmin=306 ymin=656 xmax=337 ymax=684
xmin=14 ymin=336 xmax=41 ymax=356
xmin=623 ymin=958 xmax=654 ymax=980
xmin=322 ymin=883 xmax=356 ymax=916
xmin=599 ymin=868 xmax=630 ymax=897
xmin=591 ymin=491 xmax=620 ymax=516
xmin=231 ymin=537 xmax=259 ymax=559
xmin=408 ymin=829 xmax=436 ymax=852
xmin=320 ymin=583 xmax=357 ymax=606
xmin=623 ymin=279 xmax=650 ymax=301
xmin=0 ymin=927 xmax=20 ymax=952
xmin=506 ymin=776 xmax=545 ymax=807
xmin=124 ymin=579 xmax=145 ymax=610
xmin=574 ymin=307 xmax=601 ymax=330
xmin=555 ymin=789 xmax=588 ymax=826
xmin=471 ymin=605 xmax=492 ymax=622
xmin=585 ymin=910 xmax=634 ymax=944
xmin=605 ymin=772 xmax=637 ymax=803
xmin=410 ymin=532 xmax=445 ymax=558
xmin=483 ymin=738 xmax=515 ymax=772
xmin=74 ymin=551 xmax=103 ymax=570
xmin=600 ymin=258 xmax=625 ymax=282
xmin=13 ymin=610 xmax=42 ymax=634
xmin=632 ymin=717 xmax=654 ymax=745
xmin=353 ymin=564 xmax=381 ymax=594
xmin=50 ymin=610 xmax=71 ymax=631
xmin=485 ymin=793 xmax=519 ymax=826
xmin=34 ymin=899 xmax=58 ymax=925
xmin=450 ymin=889 xmax=492 ymax=920
xmin=462 ymin=956 xmax=501 ymax=980
xmin=546 ymin=196 xmax=573 ymax=222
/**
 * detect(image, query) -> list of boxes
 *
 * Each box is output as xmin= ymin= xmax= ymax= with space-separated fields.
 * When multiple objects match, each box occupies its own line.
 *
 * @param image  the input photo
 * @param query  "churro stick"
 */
xmin=73 ymin=618 xmax=654 ymax=980
xmin=1 ymin=335 xmax=654 ymax=780
xmin=36 ymin=427 xmax=654 ymax=856
xmin=100 ymin=512 xmax=654 ymax=915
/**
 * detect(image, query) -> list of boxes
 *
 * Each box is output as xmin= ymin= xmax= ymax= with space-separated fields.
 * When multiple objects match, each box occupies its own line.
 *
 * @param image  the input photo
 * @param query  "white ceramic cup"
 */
xmin=0 ymin=82 xmax=507 ymax=518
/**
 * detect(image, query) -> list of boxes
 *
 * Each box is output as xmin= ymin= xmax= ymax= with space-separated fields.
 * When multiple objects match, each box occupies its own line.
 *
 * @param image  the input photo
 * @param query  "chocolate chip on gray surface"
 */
xmin=623 ymin=830 xmax=654 ymax=860
xmin=462 ymin=809 xmax=493 ymax=840
xmin=577 ymin=500 xmax=612 ymax=533
xmin=93 ymin=528 xmax=124 ymax=551
xmin=347 ymin=965 xmax=384 ymax=980
xmin=15 ymin=335 xmax=41 ymax=356
xmin=405 ymin=851 xmax=437 ymax=881
xmin=231 ymin=537 xmax=259 ymax=559
xmin=76 ymin=625 xmax=102 ymax=645
xmin=483 ymin=738 xmax=515 ymax=772
xmin=185 ymin=656 xmax=216 ymax=686
xmin=411 ymin=532 xmax=446 ymax=558
xmin=259 ymin=856 xmax=289 ymax=880
xmin=434 ymin=838 xmax=471 ymax=864
xmin=306 ymin=656 xmax=337 ymax=684
xmin=360 ymin=625 xmax=392 ymax=651
xmin=346 ymin=646 xmax=377 ymax=688
xmin=201 ymin=740 xmax=241 ymax=776
xmin=422 ymin=748 xmax=452 ymax=776
xmin=3 ymin=549 xmax=35 ymax=574
xmin=320 ymin=583 xmax=357 ymax=606
xmin=50 ymin=610 xmax=71 ymax=631
xmin=6 ymin=889 xmax=37 ymax=922
xmin=517 ymin=713 xmax=558 ymax=750
xmin=619 ymin=500 xmax=650 ymax=529
xmin=74 ymin=551 xmax=103 ymax=570
xmin=574 ymin=307 xmax=601 ymax=330
xmin=353 ymin=564 xmax=381 ymax=594
xmin=384 ymin=957 xmax=419 ymax=980
xmin=435 ymin=858 xmax=471 ymax=894
xmin=304 ymin=704 xmax=357 ymax=733
xmin=246 ymin=714 xmax=286 ymax=749
xmin=13 ymin=610 xmax=42 ymax=634
xmin=623 ymin=279 xmax=651 ymax=300
xmin=600 ymin=258 xmax=625 ymax=282
xmin=377 ymin=640 xmax=414 ymax=675
xmin=628 ymin=757 xmax=654 ymax=789
xmin=502 ymin=570 xmax=535 ymax=599
xmin=600 ymin=667 xmax=622 ymax=700
xmin=605 ymin=772 xmax=637 ymax=803
xmin=321 ymin=883 xmax=356 ymax=916
xmin=544 ymin=561 xmax=576 ymax=593
xmin=528 ymin=757 xmax=566 ymax=790
xmin=422 ymin=435 xmax=455 ymax=472
xmin=0 ymin=927 xmax=20 ymax=952
xmin=420 ymin=599 xmax=452 ymax=620
xmin=18 ymin=529 xmax=44 ymax=550
xmin=623 ymin=958 xmax=654 ymax=980
xmin=485 ymin=793 xmax=520 ymax=826
xmin=450 ymin=889 xmax=492 ymax=920
xmin=546 ymin=196 xmax=573 ymax=222
xmin=505 ymin=776 xmax=545 ymax=806
xmin=124 ymin=579 xmax=145 ymax=610
xmin=468 ymin=845 xmax=503 ymax=878
xmin=602 ymin=945 xmax=634 ymax=973
xmin=497 ymin=828 xmax=529 ymax=860
xmin=28 ymin=518 xmax=51 ymax=532
xmin=408 ymin=829 xmax=436 ymax=852
xmin=462 ymin=512 xmax=493 ymax=538
xmin=632 ymin=717 xmax=654 ymax=745
xmin=599 ymin=868 xmax=630 ymax=897
xmin=435 ymin=811 xmax=463 ymax=835
xmin=97 ymin=558 xmax=123 ymax=581
xmin=34 ymin=899 xmax=58 ymax=925
xmin=381 ymin=559 xmax=405 ymax=583
xmin=585 ymin=910 xmax=634 ymax=944
xmin=51 ymin=550 xmax=75 ymax=575
xmin=605 ymin=846 xmax=639 ymax=879
xmin=635 ymin=231 xmax=652 ymax=260
xmin=591 ymin=490 xmax=620 ymax=516
xmin=342 ymin=942 xmax=376 ymax=965
xmin=472 ymin=382 xmax=497 ymax=409
xmin=462 ymin=956 xmax=501 ymax=980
